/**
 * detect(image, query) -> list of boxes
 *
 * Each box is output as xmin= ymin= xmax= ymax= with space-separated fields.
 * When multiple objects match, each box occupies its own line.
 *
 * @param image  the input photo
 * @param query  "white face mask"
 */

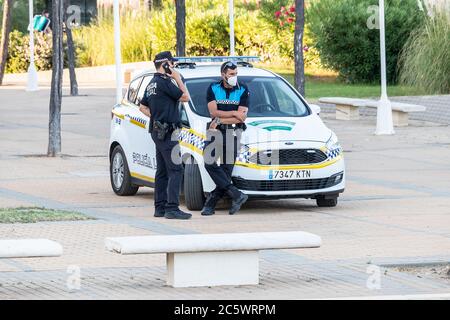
xmin=226 ymin=75 xmax=238 ymax=87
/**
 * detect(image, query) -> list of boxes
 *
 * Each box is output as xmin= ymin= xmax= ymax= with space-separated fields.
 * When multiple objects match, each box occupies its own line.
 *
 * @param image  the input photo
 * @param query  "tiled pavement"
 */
xmin=1 ymin=252 xmax=450 ymax=300
xmin=0 ymin=88 xmax=449 ymax=299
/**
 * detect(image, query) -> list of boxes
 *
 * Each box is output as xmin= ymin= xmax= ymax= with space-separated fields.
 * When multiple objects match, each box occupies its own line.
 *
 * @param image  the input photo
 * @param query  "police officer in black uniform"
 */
xmin=201 ymin=61 xmax=249 ymax=216
xmin=139 ymin=51 xmax=192 ymax=220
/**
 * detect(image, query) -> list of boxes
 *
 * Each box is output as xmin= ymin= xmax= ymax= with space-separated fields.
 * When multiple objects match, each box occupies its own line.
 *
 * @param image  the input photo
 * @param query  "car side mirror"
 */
xmin=310 ymin=104 xmax=321 ymax=115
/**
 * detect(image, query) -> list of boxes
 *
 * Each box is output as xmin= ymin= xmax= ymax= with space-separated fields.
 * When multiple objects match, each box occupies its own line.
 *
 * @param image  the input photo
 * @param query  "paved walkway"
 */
xmin=0 ymin=86 xmax=449 ymax=299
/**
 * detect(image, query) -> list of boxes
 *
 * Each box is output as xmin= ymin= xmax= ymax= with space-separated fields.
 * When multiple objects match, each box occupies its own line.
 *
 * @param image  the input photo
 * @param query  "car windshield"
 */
xmin=185 ymin=76 xmax=310 ymax=117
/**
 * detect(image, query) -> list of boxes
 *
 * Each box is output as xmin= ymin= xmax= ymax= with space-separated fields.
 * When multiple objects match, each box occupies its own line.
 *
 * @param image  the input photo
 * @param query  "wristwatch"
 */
xmin=215 ymin=117 xmax=221 ymax=125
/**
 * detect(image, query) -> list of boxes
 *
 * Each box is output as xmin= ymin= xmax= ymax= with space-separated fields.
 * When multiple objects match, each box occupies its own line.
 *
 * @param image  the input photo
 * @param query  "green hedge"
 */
xmin=307 ymin=0 xmax=425 ymax=83
xmin=6 ymin=30 xmax=53 ymax=73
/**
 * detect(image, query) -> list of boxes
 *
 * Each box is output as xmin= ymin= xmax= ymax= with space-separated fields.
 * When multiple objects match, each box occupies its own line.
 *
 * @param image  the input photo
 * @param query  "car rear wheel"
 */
xmin=110 ymin=145 xmax=139 ymax=196
xmin=316 ymin=196 xmax=338 ymax=207
xmin=184 ymin=158 xmax=205 ymax=210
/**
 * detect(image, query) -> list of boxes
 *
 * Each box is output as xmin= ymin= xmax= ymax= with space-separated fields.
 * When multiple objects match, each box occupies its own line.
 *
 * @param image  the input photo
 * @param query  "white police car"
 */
xmin=109 ymin=56 xmax=345 ymax=210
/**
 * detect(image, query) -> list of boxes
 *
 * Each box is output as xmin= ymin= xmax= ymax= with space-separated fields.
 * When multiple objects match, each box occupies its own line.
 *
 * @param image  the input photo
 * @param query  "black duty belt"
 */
xmin=152 ymin=120 xmax=181 ymax=131
xmin=151 ymin=120 xmax=181 ymax=140
xmin=218 ymin=123 xmax=247 ymax=131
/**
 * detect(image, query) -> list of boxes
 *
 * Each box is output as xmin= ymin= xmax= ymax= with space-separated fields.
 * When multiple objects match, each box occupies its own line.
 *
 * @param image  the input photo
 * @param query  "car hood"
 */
xmin=241 ymin=115 xmax=331 ymax=145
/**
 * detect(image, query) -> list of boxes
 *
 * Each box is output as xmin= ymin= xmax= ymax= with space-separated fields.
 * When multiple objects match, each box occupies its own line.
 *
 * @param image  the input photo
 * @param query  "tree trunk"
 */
xmin=0 ymin=0 xmax=13 ymax=86
xmin=148 ymin=0 xmax=163 ymax=11
xmin=48 ymin=0 xmax=64 ymax=157
xmin=294 ymin=0 xmax=305 ymax=97
xmin=175 ymin=0 xmax=186 ymax=57
xmin=64 ymin=0 xmax=78 ymax=96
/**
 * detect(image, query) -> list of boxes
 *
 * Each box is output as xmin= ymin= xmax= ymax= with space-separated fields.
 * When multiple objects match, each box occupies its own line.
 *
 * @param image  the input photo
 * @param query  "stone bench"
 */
xmin=105 ymin=231 xmax=321 ymax=288
xmin=318 ymin=97 xmax=426 ymax=126
xmin=0 ymin=239 xmax=63 ymax=258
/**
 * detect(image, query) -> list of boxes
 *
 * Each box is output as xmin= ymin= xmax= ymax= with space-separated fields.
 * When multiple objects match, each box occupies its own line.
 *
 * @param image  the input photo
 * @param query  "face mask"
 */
xmin=226 ymin=75 xmax=238 ymax=87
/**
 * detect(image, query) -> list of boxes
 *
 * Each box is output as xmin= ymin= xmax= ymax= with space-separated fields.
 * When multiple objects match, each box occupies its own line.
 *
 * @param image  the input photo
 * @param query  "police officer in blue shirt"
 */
xmin=202 ymin=61 xmax=249 ymax=216
xmin=139 ymin=51 xmax=192 ymax=220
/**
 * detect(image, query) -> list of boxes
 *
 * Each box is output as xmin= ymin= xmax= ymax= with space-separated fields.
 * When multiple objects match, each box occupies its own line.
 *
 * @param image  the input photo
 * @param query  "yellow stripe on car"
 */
xmin=130 ymin=172 xmax=155 ymax=182
xmin=112 ymin=111 xmax=125 ymax=119
xmin=129 ymin=118 xmax=146 ymax=129
xmin=112 ymin=111 xmax=147 ymax=129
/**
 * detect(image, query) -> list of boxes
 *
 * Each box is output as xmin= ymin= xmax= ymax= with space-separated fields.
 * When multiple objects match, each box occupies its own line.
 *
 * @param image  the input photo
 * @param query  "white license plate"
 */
xmin=269 ymin=169 xmax=312 ymax=180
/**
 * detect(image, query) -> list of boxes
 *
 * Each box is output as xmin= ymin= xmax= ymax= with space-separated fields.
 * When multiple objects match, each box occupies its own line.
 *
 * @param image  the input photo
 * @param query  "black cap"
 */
xmin=154 ymin=51 xmax=178 ymax=63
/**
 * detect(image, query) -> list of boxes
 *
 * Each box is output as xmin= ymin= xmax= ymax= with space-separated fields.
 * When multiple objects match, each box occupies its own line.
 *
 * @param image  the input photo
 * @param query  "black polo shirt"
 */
xmin=141 ymin=73 xmax=183 ymax=124
xmin=206 ymin=81 xmax=249 ymax=112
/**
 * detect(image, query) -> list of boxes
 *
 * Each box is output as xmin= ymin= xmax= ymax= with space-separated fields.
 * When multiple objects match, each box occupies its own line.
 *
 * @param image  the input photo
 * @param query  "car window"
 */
xmin=269 ymin=80 xmax=301 ymax=115
xmin=179 ymin=103 xmax=190 ymax=127
xmin=127 ymin=77 xmax=142 ymax=104
xmin=135 ymin=75 xmax=152 ymax=105
xmin=185 ymin=76 xmax=310 ymax=118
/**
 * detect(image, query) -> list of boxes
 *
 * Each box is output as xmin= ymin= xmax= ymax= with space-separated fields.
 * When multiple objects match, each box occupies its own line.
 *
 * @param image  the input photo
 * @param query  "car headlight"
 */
xmin=326 ymin=132 xmax=340 ymax=150
xmin=325 ymin=132 xmax=342 ymax=159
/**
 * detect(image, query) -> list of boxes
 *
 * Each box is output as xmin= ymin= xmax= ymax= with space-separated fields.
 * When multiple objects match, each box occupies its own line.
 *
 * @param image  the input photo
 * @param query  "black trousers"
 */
xmin=204 ymin=129 xmax=241 ymax=199
xmin=151 ymin=131 xmax=183 ymax=212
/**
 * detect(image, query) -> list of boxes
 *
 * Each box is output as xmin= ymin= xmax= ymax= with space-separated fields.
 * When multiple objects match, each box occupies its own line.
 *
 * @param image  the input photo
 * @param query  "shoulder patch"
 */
xmin=147 ymin=82 xmax=157 ymax=96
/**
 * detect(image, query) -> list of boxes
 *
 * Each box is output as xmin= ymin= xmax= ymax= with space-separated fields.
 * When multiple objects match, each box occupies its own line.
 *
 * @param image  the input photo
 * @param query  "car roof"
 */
xmin=131 ymin=64 xmax=277 ymax=82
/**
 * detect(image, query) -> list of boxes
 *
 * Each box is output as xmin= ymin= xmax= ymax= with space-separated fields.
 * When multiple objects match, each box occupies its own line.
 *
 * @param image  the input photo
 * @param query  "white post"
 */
xmin=375 ymin=0 xmax=394 ymax=135
xmin=113 ymin=0 xmax=123 ymax=104
xmin=229 ymin=0 xmax=235 ymax=57
xmin=26 ymin=0 xmax=39 ymax=91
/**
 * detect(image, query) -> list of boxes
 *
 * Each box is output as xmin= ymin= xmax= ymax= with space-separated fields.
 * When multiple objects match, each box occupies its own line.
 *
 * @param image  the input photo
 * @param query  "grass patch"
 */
xmin=0 ymin=207 xmax=94 ymax=224
xmin=260 ymin=65 xmax=426 ymax=100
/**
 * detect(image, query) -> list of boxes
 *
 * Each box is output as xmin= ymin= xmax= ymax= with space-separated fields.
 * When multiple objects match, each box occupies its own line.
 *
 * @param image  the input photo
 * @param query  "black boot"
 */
xmin=154 ymin=208 xmax=165 ymax=217
xmin=226 ymin=186 xmax=248 ymax=215
xmin=165 ymin=209 xmax=192 ymax=220
xmin=201 ymin=190 xmax=223 ymax=216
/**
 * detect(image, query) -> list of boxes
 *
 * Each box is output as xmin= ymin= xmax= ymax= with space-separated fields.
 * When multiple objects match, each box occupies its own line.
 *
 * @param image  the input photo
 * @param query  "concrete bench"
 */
xmin=318 ymin=97 xmax=368 ymax=121
xmin=0 ymin=239 xmax=63 ymax=258
xmin=105 ymin=231 xmax=321 ymax=288
xmin=318 ymin=97 xmax=426 ymax=126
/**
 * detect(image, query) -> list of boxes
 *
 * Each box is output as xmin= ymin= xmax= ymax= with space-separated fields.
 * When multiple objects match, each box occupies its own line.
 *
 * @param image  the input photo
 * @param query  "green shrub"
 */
xmin=257 ymin=0 xmax=322 ymax=69
xmin=74 ymin=12 xmax=153 ymax=66
xmin=399 ymin=11 xmax=450 ymax=94
xmin=6 ymin=30 xmax=53 ymax=73
xmin=187 ymin=8 xmax=229 ymax=56
xmin=6 ymin=30 xmax=29 ymax=73
xmin=74 ymin=11 xmax=168 ymax=66
xmin=71 ymin=0 xmax=317 ymax=69
xmin=307 ymin=0 xmax=426 ymax=83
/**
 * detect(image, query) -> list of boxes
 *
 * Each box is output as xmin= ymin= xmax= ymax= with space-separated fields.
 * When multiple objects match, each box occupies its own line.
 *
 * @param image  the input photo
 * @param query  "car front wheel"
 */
xmin=110 ymin=145 xmax=139 ymax=196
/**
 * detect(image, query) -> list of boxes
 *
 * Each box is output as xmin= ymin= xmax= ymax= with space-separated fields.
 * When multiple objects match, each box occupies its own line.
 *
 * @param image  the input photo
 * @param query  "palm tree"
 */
xmin=294 ymin=0 xmax=305 ymax=96
xmin=175 ymin=0 xmax=186 ymax=57
xmin=48 ymin=0 xmax=64 ymax=156
xmin=0 ymin=0 xmax=14 ymax=85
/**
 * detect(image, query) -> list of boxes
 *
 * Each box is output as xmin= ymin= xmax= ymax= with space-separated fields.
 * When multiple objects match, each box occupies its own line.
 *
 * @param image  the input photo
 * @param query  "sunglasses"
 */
xmin=221 ymin=62 xmax=237 ymax=73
